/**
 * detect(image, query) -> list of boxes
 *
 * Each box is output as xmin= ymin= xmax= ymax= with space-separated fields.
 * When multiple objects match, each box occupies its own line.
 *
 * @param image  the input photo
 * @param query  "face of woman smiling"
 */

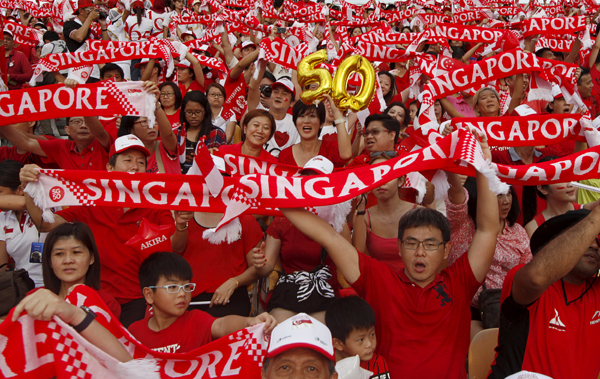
xmin=295 ymin=109 xmax=321 ymax=140
xmin=244 ymin=115 xmax=272 ymax=148
xmin=379 ymin=74 xmax=392 ymax=97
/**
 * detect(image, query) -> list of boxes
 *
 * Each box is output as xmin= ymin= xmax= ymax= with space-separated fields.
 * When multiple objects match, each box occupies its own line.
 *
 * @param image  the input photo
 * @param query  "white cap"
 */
xmin=3 ymin=29 xmax=13 ymax=37
xmin=505 ymin=371 xmax=552 ymax=379
xmin=271 ymin=77 xmax=296 ymax=95
xmin=514 ymin=104 xmax=537 ymax=117
xmin=176 ymin=59 xmax=191 ymax=68
xmin=241 ymin=40 xmax=257 ymax=49
xmin=267 ymin=313 xmax=334 ymax=361
xmin=551 ymin=84 xmax=563 ymax=99
xmin=300 ymin=155 xmax=334 ymax=175
xmin=110 ymin=134 xmax=150 ymax=158
xmin=192 ymin=0 xmax=202 ymax=4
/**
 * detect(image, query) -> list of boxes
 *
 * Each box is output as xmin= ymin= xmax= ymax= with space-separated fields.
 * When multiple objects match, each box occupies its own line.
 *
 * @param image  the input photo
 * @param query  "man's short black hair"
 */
xmin=578 ymin=67 xmax=591 ymax=85
xmin=100 ymin=63 xmax=124 ymax=79
xmin=139 ymin=252 xmax=193 ymax=291
xmin=325 ymin=296 xmax=376 ymax=342
xmin=43 ymin=30 xmax=59 ymax=43
xmin=263 ymin=71 xmax=276 ymax=83
xmin=364 ymin=113 xmax=401 ymax=144
xmin=398 ymin=208 xmax=451 ymax=243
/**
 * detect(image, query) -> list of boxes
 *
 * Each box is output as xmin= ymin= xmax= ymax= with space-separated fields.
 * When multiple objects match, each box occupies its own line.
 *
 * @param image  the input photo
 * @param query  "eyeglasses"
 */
xmin=134 ymin=119 xmax=149 ymax=126
xmin=208 ymin=93 xmax=224 ymax=98
xmin=69 ymin=119 xmax=85 ymax=126
xmin=364 ymin=129 xmax=391 ymax=138
xmin=370 ymin=150 xmax=397 ymax=159
xmin=148 ymin=283 xmax=196 ymax=293
xmin=160 ymin=92 xmax=175 ymax=98
xmin=185 ymin=109 xmax=205 ymax=116
xmin=401 ymin=239 xmax=445 ymax=251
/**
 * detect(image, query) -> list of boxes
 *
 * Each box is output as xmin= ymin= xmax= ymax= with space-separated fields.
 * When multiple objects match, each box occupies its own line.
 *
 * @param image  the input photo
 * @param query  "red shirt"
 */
xmin=98 ymin=116 xmax=118 ymax=140
xmin=183 ymin=215 xmax=263 ymax=295
xmin=218 ymin=142 xmax=278 ymax=163
xmin=267 ymin=217 xmax=341 ymax=291
xmin=146 ymin=141 xmax=181 ymax=174
xmin=489 ymin=265 xmax=600 ymax=379
xmin=38 ymin=137 xmax=112 ymax=171
xmin=351 ymin=252 xmax=480 ymax=378
xmin=57 ymin=206 xmax=174 ymax=303
xmin=0 ymin=146 xmax=35 ymax=165
xmin=5 ymin=50 xmax=33 ymax=90
xmin=360 ymin=353 xmax=390 ymax=379
xmin=179 ymin=80 xmax=204 ymax=96
xmin=128 ymin=310 xmax=215 ymax=353
xmin=278 ymin=140 xmax=349 ymax=168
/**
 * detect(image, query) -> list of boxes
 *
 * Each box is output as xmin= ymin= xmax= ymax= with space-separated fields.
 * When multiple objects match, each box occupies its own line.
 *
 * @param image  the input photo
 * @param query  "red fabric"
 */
xmin=491 ymin=265 xmax=600 ymax=378
xmin=277 ymin=140 xmax=349 ymax=168
xmin=218 ymin=142 xmax=278 ymax=163
xmin=532 ymin=202 xmax=583 ymax=226
xmin=13 ymin=44 xmax=31 ymax=60
xmin=179 ymin=80 xmax=205 ymax=95
xmin=97 ymin=287 xmax=121 ymax=320
xmin=351 ymin=252 xmax=480 ymax=378
xmin=183 ymin=215 xmax=263 ymax=295
xmin=146 ymin=141 xmax=181 ymax=174
xmin=166 ymin=109 xmax=182 ymax=130
xmin=583 ymin=91 xmax=600 ymax=118
xmin=98 ymin=117 xmax=118 ymax=140
xmin=57 ymin=206 xmax=175 ymax=303
xmin=38 ymin=138 xmax=112 ymax=171
xmin=222 ymin=71 xmax=248 ymax=120
xmin=0 ymin=145 xmax=35 ymax=164
xmin=360 ymin=353 xmax=390 ymax=379
xmin=5 ymin=50 xmax=33 ymax=90
xmin=590 ymin=64 xmax=600 ymax=97
xmin=128 ymin=310 xmax=215 ymax=353
xmin=266 ymin=216 xmax=341 ymax=290
xmin=365 ymin=211 xmax=404 ymax=273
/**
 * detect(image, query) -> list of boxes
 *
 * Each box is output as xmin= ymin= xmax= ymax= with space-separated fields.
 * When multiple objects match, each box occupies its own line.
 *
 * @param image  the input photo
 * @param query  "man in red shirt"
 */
xmin=277 ymin=145 xmax=499 ymax=377
xmin=489 ymin=208 xmax=600 ymax=379
xmin=0 ymin=115 xmax=113 ymax=171
xmin=19 ymin=135 xmax=176 ymax=327
xmin=2 ymin=30 xmax=33 ymax=90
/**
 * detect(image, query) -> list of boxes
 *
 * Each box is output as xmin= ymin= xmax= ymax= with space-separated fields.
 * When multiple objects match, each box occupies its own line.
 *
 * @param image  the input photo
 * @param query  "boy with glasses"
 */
xmin=128 ymin=252 xmax=277 ymax=353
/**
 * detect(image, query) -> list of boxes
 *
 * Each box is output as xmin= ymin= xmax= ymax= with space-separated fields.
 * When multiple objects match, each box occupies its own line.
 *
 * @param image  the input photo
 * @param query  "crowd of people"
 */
xmin=1 ymin=0 xmax=600 ymax=377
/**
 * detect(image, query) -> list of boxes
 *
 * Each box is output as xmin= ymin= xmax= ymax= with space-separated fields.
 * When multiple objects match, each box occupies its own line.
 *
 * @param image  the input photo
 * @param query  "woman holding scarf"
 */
xmin=217 ymin=109 xmax=278 ymax=163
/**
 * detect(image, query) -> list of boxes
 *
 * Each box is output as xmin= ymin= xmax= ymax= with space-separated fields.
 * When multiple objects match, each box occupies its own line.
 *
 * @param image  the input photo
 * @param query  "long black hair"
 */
xmin=42 ymin=222 xmax=101 ymax=295
xmin=464 ymin=177 xmax=521 ymax=227
xmin=0 ymin=160 xmax=24 ymax=191
xmin=378 ymin=71 xmax=397 ymax=105
xmin=180 ymin=90 xmax=214 ymax=141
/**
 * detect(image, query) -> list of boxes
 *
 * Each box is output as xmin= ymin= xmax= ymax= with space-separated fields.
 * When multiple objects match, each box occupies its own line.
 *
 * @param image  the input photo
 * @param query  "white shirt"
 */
xmin=263 ymin=113 xmax=300 ymax=158
xmin=0 ymin=211 xmax=47 ymax=287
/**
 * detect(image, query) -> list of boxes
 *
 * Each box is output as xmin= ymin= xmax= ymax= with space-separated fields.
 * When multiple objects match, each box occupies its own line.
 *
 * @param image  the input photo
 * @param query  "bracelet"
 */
xmin=356 ymin=210 xmax=366 ymax=216
xmin=229 ymin=278 xmax=239 ymax=288
xmin=176 ymin=222 xmax=188 ymax=232
xmin=101 ymin=28 xmax=107 ymax=32
xmin=334 ymin=118 xmax=345 ymax=126
xmin=71 ymin=306 xmax=97 ymax=333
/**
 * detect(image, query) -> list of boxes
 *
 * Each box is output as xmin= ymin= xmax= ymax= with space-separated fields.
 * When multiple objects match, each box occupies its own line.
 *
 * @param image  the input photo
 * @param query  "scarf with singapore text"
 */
xmin=0 ymin=285 xmax=268 ymax=379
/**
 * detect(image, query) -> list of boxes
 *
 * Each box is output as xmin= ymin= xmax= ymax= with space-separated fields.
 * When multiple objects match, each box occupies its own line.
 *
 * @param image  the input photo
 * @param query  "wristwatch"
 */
xmin=71 ymin=306 xmax=97 ymax=333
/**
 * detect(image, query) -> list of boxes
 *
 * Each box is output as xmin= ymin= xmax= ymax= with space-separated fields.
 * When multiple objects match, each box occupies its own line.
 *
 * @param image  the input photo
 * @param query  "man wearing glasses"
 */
xmin=278 ymin=136 xmax=500 ymax=378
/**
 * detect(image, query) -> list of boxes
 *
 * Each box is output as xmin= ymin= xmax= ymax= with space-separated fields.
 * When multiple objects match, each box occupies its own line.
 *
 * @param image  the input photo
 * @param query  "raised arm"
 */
xmin=280 ymin=208 xmax=361 ymax=284
xmin=351 ymin=195 xmax=368 ymax=255
xmin=20 ymin=165 xmax=67 ymax=232
xmin=446 ymin=171 xmax=466 ymax=205
xmin=466 ymin=135 xmax=500 ymax=282
xmin=506 ymin=73 xmax=523 ymax=116
xmin=246 ymin=56 xmax=267 ymax=112
xmin=219 ymin=23 xmax=236 ymax=68
xmin=187 ymin=53 xmax=205 ymax=89
xmin=512 ymin=206 xmax=600 ymax=306
xmin=0 ymin=124 xmax=46 ymax=157
xmin=324 ymin=94 xmax=352 ymax=161
xmin=229 ymin=49 xmax=259 ymax=81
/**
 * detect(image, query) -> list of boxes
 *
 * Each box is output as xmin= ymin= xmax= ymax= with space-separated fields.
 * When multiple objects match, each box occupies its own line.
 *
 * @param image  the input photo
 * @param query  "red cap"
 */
xmin=76 ymin=0 xmax=95 ymax=11
xmin=109 ymin=134 xmax=151 ymax=158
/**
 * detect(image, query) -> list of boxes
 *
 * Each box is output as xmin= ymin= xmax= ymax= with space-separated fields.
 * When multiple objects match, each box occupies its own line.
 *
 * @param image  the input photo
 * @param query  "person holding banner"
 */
xmin=19 ymin=135 xmax=176 ymax=327
xmin=278 ymin=132 xmax=500 ymax=378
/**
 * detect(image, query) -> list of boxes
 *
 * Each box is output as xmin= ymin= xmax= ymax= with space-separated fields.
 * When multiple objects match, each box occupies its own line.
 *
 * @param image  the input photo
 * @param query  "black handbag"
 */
xmin=478 ymin=283 xmax=502 ymax=329
xmin=0 ymin=263 xmax=35 ymax=316
xmin=268 ymin=248 xmax=336 ymax=314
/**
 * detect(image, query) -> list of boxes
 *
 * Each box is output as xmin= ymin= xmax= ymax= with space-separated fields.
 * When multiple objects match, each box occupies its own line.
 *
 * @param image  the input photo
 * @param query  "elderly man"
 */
xmin=489 ymin=208 xmax=600 ymax=379
xmin=263 ymin=313 xmax=337 ymax=379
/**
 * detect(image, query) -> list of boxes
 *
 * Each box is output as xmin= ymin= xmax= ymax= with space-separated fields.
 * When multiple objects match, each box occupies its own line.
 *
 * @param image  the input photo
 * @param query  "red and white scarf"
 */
xmin=521 ymin=16 xmax=587 ymax=37
xmin=0 ymin=81 xmax=155 ymax=127
xmin=0 ymin=285 xmax=268 ymax=379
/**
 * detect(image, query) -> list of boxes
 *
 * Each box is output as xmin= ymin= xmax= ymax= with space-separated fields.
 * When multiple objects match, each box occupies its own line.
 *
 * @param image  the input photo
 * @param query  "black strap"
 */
xmin=320 ymin=247 xmax=328 ymax=265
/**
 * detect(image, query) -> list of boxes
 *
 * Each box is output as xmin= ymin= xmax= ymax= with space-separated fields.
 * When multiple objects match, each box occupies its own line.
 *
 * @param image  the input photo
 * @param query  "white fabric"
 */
xmin=263 ymin=113 xmax=300 ymax=158
xmin=213 ymin=108 xmax=236 ymax=132
xmin=0 ymin=211 xmax=48 ymax=287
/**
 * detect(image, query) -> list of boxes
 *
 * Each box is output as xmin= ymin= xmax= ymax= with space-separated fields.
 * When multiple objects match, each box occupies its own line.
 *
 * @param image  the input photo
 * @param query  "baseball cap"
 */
xmin=3 ymin=30 xmax=13 ymax=38
xmin=75 ymin=0 xmax=95 ymax=11
xmin=181 ymin=31 xmax=195 ymax=40
xmin=267 ymin=313 xmax=335 ymax=361
xmin=513 ymin=104 xmax=537 ymax=116
xmin=299 ymin=155 xmax=334 ymax=175
xmin=175 ymin=59 xmax=192 ymax=68
xmin=530 ymin=209 xmax=591 ymax=255
xmin=192 ymin=0 xmax=202 ymax=5
xmin=109 ymin=134 xmax=151 ymax=158
xmin=241 ymin=40 xmax=257 ymax=49
xmin=271 ymin=77 xmax=296 ymax=95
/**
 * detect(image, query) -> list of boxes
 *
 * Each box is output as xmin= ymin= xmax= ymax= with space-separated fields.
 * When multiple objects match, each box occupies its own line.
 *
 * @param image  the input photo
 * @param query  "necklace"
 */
xmin=561 ymin=276 xmax=597 ymax=306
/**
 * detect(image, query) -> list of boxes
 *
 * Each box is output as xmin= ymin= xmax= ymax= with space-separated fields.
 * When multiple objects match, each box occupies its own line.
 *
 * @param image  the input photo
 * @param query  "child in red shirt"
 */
xmin=128 ymin=252 xmax=276 ymax=353
xmin=325 ymin=296 xmax=390 ymax=379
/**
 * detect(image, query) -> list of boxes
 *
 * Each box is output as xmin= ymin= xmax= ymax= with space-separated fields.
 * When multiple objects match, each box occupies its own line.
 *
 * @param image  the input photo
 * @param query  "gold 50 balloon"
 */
xmin=297 ymin=51 xmax=376 ymax=112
